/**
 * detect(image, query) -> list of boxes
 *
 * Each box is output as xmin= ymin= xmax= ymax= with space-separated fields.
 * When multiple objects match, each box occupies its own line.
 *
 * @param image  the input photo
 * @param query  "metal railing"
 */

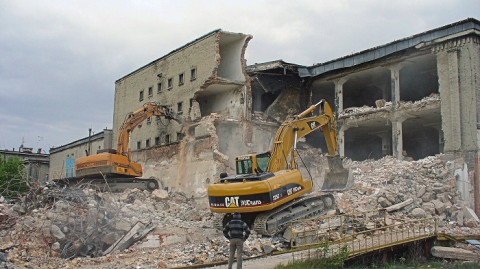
xmin=288 ymin=209 xmax=436 ymax=260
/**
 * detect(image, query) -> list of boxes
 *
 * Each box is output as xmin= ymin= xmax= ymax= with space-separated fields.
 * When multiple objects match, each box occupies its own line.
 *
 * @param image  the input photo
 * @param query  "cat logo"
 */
xmin=308 ymin=121 xmax=319 ymax=130
xmin=225 ymin=196 xmax=239 ymax=207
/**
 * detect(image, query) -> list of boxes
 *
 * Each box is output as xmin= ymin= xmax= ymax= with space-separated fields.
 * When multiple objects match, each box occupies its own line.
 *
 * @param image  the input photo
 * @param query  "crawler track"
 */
xmin=52 ymin=177 xmax=159 ymax=192
xmin=253 ymin=193 xmax=335 ymax=236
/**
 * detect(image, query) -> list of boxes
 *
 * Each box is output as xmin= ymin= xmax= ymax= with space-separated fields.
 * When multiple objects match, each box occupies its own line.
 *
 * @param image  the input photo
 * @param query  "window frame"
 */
xmin=167 ymin=78 xmax=173 ymax=90
xmin=190 ymin=67 xmax=197 ymax=81
xmin=139 ymin=90 xmax=144 ymax=101
xmin=178 ymin=72 xmax=185 ymax=86
xmin=157 ymin=82 xmax=163 ymax=93
xmin=177 ymin=101 xmax=183 ymax=114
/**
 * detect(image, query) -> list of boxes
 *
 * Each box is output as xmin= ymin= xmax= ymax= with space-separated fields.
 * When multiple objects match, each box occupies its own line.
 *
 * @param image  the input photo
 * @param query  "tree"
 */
xmin=0 ymin=155 xmax=29 ymax=199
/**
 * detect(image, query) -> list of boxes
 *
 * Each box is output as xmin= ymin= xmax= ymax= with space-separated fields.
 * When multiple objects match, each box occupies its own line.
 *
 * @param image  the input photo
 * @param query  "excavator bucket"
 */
xmin=321 ymin=155 xmax=354 ymax=191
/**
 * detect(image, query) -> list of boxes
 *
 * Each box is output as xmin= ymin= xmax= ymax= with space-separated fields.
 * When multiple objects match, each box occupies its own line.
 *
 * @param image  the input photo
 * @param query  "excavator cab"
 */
xmin=236 ymin=152 xmax=271 ymax=175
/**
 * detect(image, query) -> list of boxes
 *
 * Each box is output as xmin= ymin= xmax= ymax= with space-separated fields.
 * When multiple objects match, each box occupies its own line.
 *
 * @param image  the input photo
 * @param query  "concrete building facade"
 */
xmin=113 ymin=30 xmax=283 ymax=195
xmin=49 ymin=129 xmax=113 ymax=180
xmin=110 ymin=19 xmax=480 ymax=208
xmin=295 ymin=18 xmax=480 ymax=212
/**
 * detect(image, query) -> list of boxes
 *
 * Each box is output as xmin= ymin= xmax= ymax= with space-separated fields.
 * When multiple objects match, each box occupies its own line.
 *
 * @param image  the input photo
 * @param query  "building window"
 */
xmin=138 ymin=124 xmax=142 ymax=128
xmin=189 ymin=98 xmax=194 ymax=108
xmin=139 ymin=90 xmax=144 ymax=101
xmin=178 ymin=73 xmax=185 ymax=85
xmin=146 ymin=139 xmax=150 ymax=148
xmin=167 ymin=78 xmax=173 ymax=89
xmin=190 ymin=67 xmax=197 ymax=81
xmin=137 ymin=141 xmax=141 ymax=149
xmin=177 ymin=132 xmax=183 ymax=141
xmin=147 ymin=117 xmax=151 ymax=124
xmin=155 ymin=136 xmax=160 ymax=145
xmin=157 ymin=82 xmax=162 ymax=93
xmin=165 ymin=134 xmax=170 ymax=144
xmin=177 ymin=102 xmax=183 ymax=113
xmin=148 ymin=87 xmax=153 ymax=97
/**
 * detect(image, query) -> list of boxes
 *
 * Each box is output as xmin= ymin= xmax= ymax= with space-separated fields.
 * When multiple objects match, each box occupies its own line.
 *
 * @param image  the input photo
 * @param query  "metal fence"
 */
xmin=288 ymin=209 xmax=436 ymax=260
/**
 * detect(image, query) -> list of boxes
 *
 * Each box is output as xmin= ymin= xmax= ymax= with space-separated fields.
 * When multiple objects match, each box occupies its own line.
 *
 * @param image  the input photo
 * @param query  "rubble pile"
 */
xmin=0 ymin=153 xmax=478 ymax=268
xmin=339 ymin=93 xmax=440 ymax=117
xmin=335 ymin=155 xmax=480 ymax=234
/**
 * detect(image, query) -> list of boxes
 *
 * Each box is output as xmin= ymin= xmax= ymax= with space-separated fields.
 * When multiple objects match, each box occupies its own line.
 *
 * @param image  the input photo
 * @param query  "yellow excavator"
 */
xmin=58 ymin=102 xmax=183 ymax=191
xmin=208 ymin=100 xmax=352 ymax=236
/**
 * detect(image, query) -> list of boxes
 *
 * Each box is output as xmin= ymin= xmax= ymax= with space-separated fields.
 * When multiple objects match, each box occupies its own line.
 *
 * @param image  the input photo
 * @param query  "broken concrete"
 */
xmin=431 ymin=246 xmax=480 ymax=261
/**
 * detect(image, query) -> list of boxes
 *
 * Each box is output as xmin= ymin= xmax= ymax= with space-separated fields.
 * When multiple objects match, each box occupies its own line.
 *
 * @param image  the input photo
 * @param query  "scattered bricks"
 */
xmin=464 ymin=207 xmax=480 ymax=222
xmin=416 ymin=186 xmax=426 ymax=198
xmin=432 ymin=199 xmax=446 ymax=214
xmin=378 ymin=197 xmax=392 ymax=208
xmin=422 ymin=202 xmax=435 ymax=215
xmin=465 ymin=219 xmax=478 ymax=228
xmin=12 ymin=204 xmax=26 ymax=214
xmin=411 ymin=208 xmax=427 ymax=218
xmin=152 ymin=189 xmax=169 ymax=201
xmin=50 ymin=225 xmax=65 ymax=240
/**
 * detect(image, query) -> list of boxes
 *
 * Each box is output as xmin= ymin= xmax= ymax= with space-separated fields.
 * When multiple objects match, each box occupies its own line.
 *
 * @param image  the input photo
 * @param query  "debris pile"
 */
xmin=0 ymin=153 xmax=479 ymax=268
xmin=334 ymin=155 xmax=479 ymax=235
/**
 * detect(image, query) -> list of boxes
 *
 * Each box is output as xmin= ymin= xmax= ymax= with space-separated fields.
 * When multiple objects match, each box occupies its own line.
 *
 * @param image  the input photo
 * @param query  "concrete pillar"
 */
xmin=389 ymin=63 xmax=407 ymax=159
xmin=436 ymin=49 xmax=462 ymax=152
xmin=338 ymin=125 xmax=350 ymax=158
xmin=334 ymin=77 xmax=349 ymax=113
xmin=370 ymin=131 xmax=391 ymax=157
xmin=425 ymin=123 xmax=444 ymax=154
xmin=335 ymin=77 xmax=349 ymax=158
xmin=433 ymin=35 xmax=480 ymax=215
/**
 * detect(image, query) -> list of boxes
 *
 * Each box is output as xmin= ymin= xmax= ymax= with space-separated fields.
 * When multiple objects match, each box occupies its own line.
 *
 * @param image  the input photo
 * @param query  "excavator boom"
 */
xmin=57 ymin=102 xmax=183 ymax=191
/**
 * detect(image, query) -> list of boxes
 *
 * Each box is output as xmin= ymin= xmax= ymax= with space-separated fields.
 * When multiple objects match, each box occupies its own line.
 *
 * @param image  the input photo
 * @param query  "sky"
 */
xmin=0 ymin=0 xmax=477 ymax=153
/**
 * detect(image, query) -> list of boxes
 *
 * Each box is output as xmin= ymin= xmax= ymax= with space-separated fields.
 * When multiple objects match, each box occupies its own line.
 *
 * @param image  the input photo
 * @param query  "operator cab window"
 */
xmin=255 ymin=152 xmax=271 ymax=173
xmin=236 ymin=157 xmax=253 ymax=174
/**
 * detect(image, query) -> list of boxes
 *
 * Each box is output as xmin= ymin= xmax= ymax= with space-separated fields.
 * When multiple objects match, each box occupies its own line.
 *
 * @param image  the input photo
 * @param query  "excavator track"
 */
xmin=253 ymin=193 xmax=334 ymax=236
xmin=53 ymin=177 xmax=159 ymax=192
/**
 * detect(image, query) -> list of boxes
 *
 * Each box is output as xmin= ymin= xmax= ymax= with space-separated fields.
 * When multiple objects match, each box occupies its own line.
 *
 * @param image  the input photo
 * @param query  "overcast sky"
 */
xmin=0 ymin=0 xmax=477 ymax=153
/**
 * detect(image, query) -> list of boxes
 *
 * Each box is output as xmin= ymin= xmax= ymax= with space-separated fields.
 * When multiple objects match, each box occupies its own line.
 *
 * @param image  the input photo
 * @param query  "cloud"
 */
xmin=0 ymin=0 xmax=477 ymax=151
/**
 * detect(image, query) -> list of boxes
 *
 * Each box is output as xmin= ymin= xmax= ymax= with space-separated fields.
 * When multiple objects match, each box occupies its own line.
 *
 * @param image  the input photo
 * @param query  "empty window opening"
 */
xmin=146 ymin=139 xmax=150 ymax=148
xmin=139 ymin=90 xmax=144 ymax=101
xmin=147 ymin=117 xmax=151 ymax=124
xmin=399 ymin=55 xmax=438 ymax=102
xmin=157 ymin=82 xmax=163 ymax=93
xmin=165 ymin=134 xmax=170 ymax=144
xmin=177 ymin=102 xmax=183 ymax=113
xmin=168 ymin=78 xmax=173 ymax=89
xmin=403 ymin=121 xmax=440 ymax=160
xmin=177 ymin=132 xmax=183 ymax=141
xmin=190 ymin=67 xmax=197 ymax=80
xmin=344 ymin=132 xmax=384 ymax=161
xmin=137 ymin=141 xmax=141 ymax=150
xmin=189 ymin=98 xmax=194 ymax=108
xmin=155 ymin=136 xmax=160 ymax=145
xmin=148 ymin=87 xmax=153 ymax=97
xmin=178 ymin=73 xmax=185 ymax=85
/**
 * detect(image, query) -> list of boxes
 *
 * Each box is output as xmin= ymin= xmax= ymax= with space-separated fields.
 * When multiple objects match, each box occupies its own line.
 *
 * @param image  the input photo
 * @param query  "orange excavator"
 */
xmin=208 ymin=100 xmax=352 ymax=236
xmin=58 ymin=102 xmax=183 ymax=191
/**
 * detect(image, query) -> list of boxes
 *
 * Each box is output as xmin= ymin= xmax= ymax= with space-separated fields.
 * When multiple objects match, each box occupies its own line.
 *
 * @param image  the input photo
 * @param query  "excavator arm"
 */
xmin=116 ymin=102 xmax=182 ymax=160
xmin=267 ymin=100 xmax=337 ymax=173
xmin=74 ymin=102 xmax=183 ymax=181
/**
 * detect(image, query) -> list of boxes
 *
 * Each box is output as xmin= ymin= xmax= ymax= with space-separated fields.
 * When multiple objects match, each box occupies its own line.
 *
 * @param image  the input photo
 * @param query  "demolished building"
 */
xmin=46 ymin=18 xmax=480 ymax=215
xmin=5 ymin=17 xmax=480 ymax=268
